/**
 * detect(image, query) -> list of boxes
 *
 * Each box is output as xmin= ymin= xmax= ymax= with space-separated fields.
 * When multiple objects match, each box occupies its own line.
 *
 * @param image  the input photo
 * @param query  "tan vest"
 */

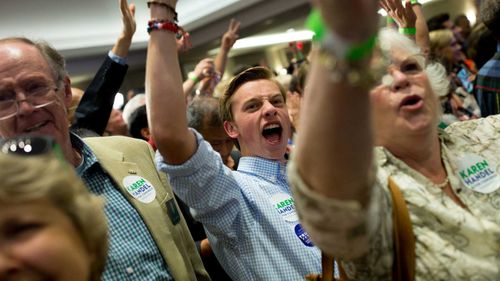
xmin=85 ymin=136 xmax=210 ymax=281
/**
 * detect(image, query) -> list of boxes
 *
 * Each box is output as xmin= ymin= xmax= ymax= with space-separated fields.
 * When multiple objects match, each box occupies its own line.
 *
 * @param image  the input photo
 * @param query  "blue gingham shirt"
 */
xmin=72 ymin=134 xmax=173 ymax=281
xmin=156 ymin=129 xmax=321 ymax=281
xmin=476 ymin=43 xmax=500 ymax=117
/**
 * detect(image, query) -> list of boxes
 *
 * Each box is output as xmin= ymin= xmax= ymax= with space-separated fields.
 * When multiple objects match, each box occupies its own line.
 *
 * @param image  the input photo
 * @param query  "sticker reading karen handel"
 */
xmin=123 ymin=175 xmax=157 ymax=203
xmin=270 ymin=193 xmax=299 ymax=223
xmin=456 ymin=154 xmax=500 ymax=194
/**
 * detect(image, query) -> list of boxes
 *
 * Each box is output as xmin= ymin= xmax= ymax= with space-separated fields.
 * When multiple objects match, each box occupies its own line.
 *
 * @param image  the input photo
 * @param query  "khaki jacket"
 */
xmin=85 ymin=136 xmax=210 ymax=281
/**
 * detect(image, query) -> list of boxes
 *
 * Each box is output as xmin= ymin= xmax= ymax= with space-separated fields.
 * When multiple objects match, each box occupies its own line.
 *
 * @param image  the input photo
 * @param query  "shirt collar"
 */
xmin=237 ymin=156 xmax=287 ymax=183
xmin=70 ymin=132 xmax=99 ymax=174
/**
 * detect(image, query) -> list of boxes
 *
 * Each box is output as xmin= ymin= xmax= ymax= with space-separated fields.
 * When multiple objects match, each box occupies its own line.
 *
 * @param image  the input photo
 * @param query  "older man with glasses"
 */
xmin=0 ymin=2 xmax=209 ymax=280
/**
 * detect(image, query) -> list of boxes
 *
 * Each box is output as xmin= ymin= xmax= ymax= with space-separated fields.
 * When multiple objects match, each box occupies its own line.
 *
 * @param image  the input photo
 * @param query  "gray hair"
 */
xmin=187 ymin=96 xmax=222 ymax=131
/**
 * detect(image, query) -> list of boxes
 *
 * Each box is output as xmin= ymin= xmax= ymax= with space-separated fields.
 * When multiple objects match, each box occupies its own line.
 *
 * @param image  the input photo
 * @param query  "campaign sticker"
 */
xmin=270 ymin=193 xmax=298 ymax=222
xmin=456 ymin=154 xmax=500 ymax=194
xmin=294 ymin=224 xmax=314 ymax=247
xmin=123 ymin=176 xmax=156 ymax=203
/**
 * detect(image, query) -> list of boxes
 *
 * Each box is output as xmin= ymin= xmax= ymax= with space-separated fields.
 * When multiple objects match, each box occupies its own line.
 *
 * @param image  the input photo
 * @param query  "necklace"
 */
xmin=434 ymin=177 xmax=449 ymax=189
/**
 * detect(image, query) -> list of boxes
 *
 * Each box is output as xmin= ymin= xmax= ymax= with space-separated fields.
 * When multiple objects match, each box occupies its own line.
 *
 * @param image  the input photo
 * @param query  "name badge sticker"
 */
xmin=270 ymin=193 xmax=299 ymax=223
xmin=456 ymin=154 xmax=500 ymax=194
xmin=294 ymin=224 xmax=314 ymax=247
xmin=123 ymin=176 xmax=157 ymax=203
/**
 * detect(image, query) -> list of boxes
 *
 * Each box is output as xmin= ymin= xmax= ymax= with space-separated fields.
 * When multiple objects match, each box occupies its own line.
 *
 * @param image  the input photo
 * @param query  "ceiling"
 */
xmin=0 ymin=0 xmax=310 ymax=83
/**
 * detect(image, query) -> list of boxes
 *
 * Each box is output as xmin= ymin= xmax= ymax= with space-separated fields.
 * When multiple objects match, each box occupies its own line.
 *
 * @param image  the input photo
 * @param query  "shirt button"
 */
xmin=126 ymin=267 xmax=134 ymax=274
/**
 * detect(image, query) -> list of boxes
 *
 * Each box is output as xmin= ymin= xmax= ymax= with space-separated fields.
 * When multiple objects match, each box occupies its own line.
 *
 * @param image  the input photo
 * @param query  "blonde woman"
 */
xmin=0 ymin=138 xmax=107 ymax=281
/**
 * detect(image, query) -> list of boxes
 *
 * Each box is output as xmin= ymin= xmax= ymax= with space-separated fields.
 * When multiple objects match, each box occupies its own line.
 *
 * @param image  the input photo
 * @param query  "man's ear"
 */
xmin=223 ymin=120 xmax=239 ymax=138
xmin=140 ymin=127 xmax=151 ymax=140
xmin=63 ymin=76 xmax=73 ymax=108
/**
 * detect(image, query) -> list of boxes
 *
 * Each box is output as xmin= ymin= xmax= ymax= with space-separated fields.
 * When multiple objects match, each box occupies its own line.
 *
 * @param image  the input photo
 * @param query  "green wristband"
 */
xmin=307 ymin=8 xmax=377 ymax=62
xmin=387 ymin=17 xmax=396 ymax=24
xmin=346 ymin=34 xmax=378 ymax=62
xmin=410 ymin=0 xmax=419 ymax=5
xmin=399 ymin=27 xmax=416 ymax=35
xmin=305 ymin=9 xmax=325 ymax=42
xmin=188 ymin=72 xmax=199 ymax=84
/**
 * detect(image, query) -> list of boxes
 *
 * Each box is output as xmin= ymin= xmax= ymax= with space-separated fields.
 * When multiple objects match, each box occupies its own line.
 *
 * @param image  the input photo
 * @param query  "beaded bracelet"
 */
xmin=399 ymin=27 xmax=417 ymax=35
xmin=316 ymin=50 xmax=378 ymax=89
xmin=147 ymin=1 xmax=178 ymax=22
xmin=147 ymin=19 xmax=179 ymax=34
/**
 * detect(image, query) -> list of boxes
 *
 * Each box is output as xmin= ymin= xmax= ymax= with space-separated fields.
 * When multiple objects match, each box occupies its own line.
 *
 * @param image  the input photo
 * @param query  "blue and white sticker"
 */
xmin=270 ymin=193 xmax=298 ymax=223
xmin=123 ymin=175 xmax=156 ymax=203
xmin=456 ymin=154 xmax=500 ymax=194
xmin=294 ymin=224 xmax=314 ymax=247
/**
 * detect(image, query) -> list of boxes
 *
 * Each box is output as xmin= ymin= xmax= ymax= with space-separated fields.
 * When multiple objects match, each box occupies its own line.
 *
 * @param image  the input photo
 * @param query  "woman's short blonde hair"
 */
xmin=0 ymin=152 xmax=108 ymax=281
xmin=429 ymin=29 xmax=456 ymax=70
xmin=429 ymin=29 xmax=454 ymax=53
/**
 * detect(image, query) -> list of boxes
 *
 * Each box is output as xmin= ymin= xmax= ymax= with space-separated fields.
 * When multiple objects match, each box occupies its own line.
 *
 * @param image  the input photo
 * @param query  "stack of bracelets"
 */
xmin=146 ymin=1 xmax=183 ymax=36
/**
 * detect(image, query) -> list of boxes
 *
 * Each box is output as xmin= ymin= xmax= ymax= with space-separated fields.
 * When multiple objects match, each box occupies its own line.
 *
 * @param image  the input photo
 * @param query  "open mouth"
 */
xmin=262 ymin=123 xmax=283 ymax=144
xmin=400 ymin=95 xmax=423 ymax=109
xmin=24 ymin=121 xmax=49 ymax=133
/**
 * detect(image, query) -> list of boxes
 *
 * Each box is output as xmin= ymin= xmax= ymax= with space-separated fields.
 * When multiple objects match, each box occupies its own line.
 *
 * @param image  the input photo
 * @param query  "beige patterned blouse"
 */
xmin=288 ymin=116 xmax=500 ymax=281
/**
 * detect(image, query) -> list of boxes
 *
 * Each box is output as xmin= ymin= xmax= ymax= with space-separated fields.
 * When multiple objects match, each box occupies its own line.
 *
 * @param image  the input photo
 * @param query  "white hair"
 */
xmin=378 ymin=28 xmax=449 ymax=97
xmin=122 ymin=94 xmax=146 ymax=126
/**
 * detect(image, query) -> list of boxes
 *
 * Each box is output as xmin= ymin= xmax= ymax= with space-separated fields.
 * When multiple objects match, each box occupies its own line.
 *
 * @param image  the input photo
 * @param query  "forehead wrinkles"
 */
xmin=0 ymin=43 xmax=53 ymax=81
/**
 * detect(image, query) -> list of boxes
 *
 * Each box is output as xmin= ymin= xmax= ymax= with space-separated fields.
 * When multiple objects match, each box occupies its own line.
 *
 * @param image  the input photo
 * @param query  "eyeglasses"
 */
xmin=0 ymin=85 xmax=58 ymax=120
xmin=0 ymin=135 xmax=63 ymax=159
xmin=374 ymin=54 xmax=426 ymax=87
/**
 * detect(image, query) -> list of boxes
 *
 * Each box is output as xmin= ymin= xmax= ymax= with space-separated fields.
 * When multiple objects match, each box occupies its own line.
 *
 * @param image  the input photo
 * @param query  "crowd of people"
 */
xmin=0 ymin=0 xmax=499 ymax=280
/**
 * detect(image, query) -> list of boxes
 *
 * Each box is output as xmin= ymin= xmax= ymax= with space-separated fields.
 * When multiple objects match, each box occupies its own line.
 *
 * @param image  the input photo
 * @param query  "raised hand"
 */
xmin=380 ymin=0 xmax=416 ymax=29
xmin=112 ymin=0 xmax=136 ymax=57
xmin=120 ymin=0 xmax=136 ymax=40
xmin=176 ymin=27 xmax=193 ymax=53
xmin=221 ymin=19 xmax=241 ymax=52
xmin=193 ymin=58 xmax=215 ymax=81
xmin=221 ymin=18 xmax=241 ymax=52
xmin=214 ymin=18 xmax=241 ymax=77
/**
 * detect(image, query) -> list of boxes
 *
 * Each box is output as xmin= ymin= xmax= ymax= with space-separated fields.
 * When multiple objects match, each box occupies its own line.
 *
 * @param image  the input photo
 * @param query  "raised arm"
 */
xmin=214 ymin=19 xmax=240 ymax=75
xmin=113 ymin=0 xmax=136 ymax=57
xmin=380 ymin=0 xmax=416 ymax=40
xmin=72 ymin=0 xmax=135 ymax=135
xmin=380 ymin=0 xmax=430 ymax=56
xmin=412 ymin=2 xmax=430 ymax=57
xmin=146 ymin=0 xmax=197 ymax=164
xmin=294 ymin=0 xmax=379 ymax=204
